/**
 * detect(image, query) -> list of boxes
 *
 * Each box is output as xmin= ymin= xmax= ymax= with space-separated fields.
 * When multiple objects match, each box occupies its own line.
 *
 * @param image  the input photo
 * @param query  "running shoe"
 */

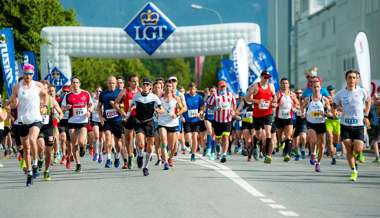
xmin=143 ymin=167 xmax=149 ymax=176
xmin=0 ymin=163 xmax=3 ymax=168
xmin=75 ymin=164 xmax=82 ymax=173
xmin=163 ymin=162 xmax=170 ymax=170
xmin=205 ymin=148 xmax=212 ymax=159
xmin=93 ymin=153 xmax=98 ymax=162
xmin=264 ymin=156 xmax=272 ymax=164
xmin=294 ymin=154 xmax=300 ymax=161
xmin=284 ymin=155 xmax=290 ymax=162
xmin=137 ymin=156 xmax=143 ymax=168
xmin=372 ymin=157 xmax=380 ymax=163
xmin=331 ymin=157 xmax=337 ymax=165
xmin=79 ymin=145 xmax=85 ymax=157
xmin=210 ymin=153 xmax=216 ymax=161
xmin=220 ymin=154 xmax=227 ymax=163
xmin=32 ymin=166 xmax=40 ymax=178
xmin=26 ymin=175 xmax=33 ymax=187
xmin=105 ymin=159 xmax=112 ymax=168
xmin=301 ymin=150 xmax=306 ymax=159
xmin=350 ymin=171 xmax=358 ymax=182
xmin=60 ymin=155 xmax=67 ymax=165
xmin=128 ymin=155 xmax=133 ymax=169
xmin=43 ymin=171 xmax=51 ymax=181
xmin=358 ymin=152 xmax=365 ymax=163
xmin=114 ymin=158 xmax=120 ymax=168
xmin=279 ymin=142 xmax=285 ymax=150
xmin=122 ymin=162 xmax=128 ymax=169
xmin=190 ymin=153 xmax=196 ymax=162
xmin=315 ymin=163 xmax=321 ymax=172
xmin=168 ymin=158 xmax=174 ymax=167
xmin=19 ymin=159 xmax=27 ymax=173
xmin=154 ymin=159 xmax=162 ymax=166
xmin=310 ymin=155 xmax=316 ymax=165
xmin=98 ymin=155 xmax=103 ymax=164
xmin=37 ymin=160 xmax=44 ymax=171
xmin=66 ymin=160 xmax=72 ymax=169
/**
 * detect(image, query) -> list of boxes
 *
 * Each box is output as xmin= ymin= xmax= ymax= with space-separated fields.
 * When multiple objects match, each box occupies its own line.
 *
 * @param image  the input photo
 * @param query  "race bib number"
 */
xmin=220 ymin=101 xmax=231 ymax=110
xmin=310 ymin=111 xmax=323 ymax=118
xmin=42 ymin=115 xmax=50 ymax=125
xmin=105 ymin=109 xmax=118 ymax=119
xmin=92 ymin=112 xmax=100 ymax=122
xmin=73 ymin=108 xmax=86 ymax=116
xmin=188 ymin=109 xmax=198 ymax=118
xmin=259 ymin=101 xmax=270 ymax=110
xmin=63 ymin=111 xmax=69 ymax=119
xmin=207 ymin=109 xmax=214 ymax=116
xmin=279 ymin=109 xmax=291 ymax=119
xmin=343 ymin=118 xmax=358 ymax=125
xmin=246 ymin=111 xmax=253 ymax=118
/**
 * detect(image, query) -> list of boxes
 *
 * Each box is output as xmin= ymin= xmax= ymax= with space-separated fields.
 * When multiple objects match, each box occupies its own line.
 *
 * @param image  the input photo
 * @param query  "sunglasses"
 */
xmin=96 ymin=90 xmax=102 ymax=92
xmin=169 ymin=79 xmax=177 ymax=83
xmin=24 ymin=72 xmax=33 ymax=76
xmin=143 ymin=83 xmax=151 ymax=86
xmin=263 ymin=76 xmax=271 ymax=79
xmin=296 ymin=92 xmax=302 ymax=94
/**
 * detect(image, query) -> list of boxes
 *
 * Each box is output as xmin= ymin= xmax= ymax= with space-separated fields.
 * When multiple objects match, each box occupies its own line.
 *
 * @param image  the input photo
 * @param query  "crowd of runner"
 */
xmin=0 ymin=63 xmax=379 ymax=187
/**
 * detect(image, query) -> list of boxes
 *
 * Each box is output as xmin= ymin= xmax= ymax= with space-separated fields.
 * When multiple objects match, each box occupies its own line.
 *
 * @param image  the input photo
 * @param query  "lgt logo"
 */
xmin=124 ymin=2 xmax=176 ymax=55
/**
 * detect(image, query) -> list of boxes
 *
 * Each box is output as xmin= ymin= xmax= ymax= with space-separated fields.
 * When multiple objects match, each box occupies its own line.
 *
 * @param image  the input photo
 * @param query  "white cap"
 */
xmin=168 ymin=76 xmax=177 ymax=81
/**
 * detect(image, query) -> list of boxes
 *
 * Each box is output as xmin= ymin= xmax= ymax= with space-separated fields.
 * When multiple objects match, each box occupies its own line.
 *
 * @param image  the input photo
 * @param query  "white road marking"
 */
xmin=278 ymin=211 xmax=299 ymax=217
xmin=260 ymin=198 xmax=276 ymax=203
xmin=269 ymin=204 xmax=286 ymax=209
xmin=177 ymin=154 xmax=299 ymax=217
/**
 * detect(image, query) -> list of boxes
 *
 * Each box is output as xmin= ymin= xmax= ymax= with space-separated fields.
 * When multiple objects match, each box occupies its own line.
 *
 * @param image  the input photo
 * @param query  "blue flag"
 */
xmin=0 ymin=28 xmax=17 ymax=96
xmin=217 ymin=59 xmax=239 ymax=95
xmin=44 ymin=67 xmax=69 ymax=92
xmin=23 ymin=51 xmax=39 ymax=81
xmin=248 ymin=43 xmax=280 ymax=91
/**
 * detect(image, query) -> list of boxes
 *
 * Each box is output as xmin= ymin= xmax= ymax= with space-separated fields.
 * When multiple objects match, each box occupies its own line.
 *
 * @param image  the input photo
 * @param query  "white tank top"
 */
xmin=16 ymin=81 xmax=42 ymax=125
xmin=306 ymin=97 xmax=325 ymax=124
xmin=157 ymin=97 xmax=179 ymax=127
xmin=277 ymin=93 xmax=292 ymax=119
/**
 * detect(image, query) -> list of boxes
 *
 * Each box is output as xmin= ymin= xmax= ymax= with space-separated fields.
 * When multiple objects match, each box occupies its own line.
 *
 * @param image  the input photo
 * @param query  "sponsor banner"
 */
xmin=232 ymin=39 xmax=250 ymax=94
xmin=217 ymin=59 xmax=239 ymax=96
xmin=0 ymin=28 xmax=17 ymax=96
xmin=124 ymin=2 xmax=176 ymax=55
xmin=44 ymin=67 xmax=69 ymax=92
xmin=195 ymin=56 xmax=205 ymax=86
xmin=355 ymin=32 xmax=371 ymax=93
xmin=23 ymin=51 xmax=39 ymax=81
xmin=247 ymin=43 xmax=280 ymax=91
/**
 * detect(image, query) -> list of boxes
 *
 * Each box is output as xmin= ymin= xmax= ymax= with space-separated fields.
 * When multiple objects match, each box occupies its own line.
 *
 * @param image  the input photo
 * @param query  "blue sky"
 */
xmin=60 ymin=0 xmax=268 ymax=45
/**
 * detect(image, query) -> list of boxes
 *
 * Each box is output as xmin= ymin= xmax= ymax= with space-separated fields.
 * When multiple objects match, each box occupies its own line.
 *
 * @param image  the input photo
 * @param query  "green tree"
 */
xmin=199 ymin=55 xmax=222 ymax=89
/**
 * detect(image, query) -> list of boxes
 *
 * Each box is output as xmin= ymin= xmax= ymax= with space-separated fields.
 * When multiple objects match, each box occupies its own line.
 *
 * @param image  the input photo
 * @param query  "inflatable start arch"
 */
xmin=40 ymin=2 xmax=261 ymax=80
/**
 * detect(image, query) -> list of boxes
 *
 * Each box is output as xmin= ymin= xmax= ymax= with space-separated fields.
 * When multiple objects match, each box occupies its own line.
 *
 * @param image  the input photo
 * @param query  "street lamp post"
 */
xmin=191 ymin=4 xmax=224 ymax=24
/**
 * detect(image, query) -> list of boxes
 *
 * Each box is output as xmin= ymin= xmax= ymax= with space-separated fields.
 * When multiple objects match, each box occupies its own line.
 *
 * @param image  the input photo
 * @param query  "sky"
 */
xmin=60 ymin=0 xmax=268 ymax=45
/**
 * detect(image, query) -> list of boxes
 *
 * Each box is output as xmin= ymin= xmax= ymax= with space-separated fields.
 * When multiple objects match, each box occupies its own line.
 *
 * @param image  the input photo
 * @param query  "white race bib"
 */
xmin=259 ymin=101 xmax=270 ymax=109
xmin=73 ymin=108 xmax=86 ymax=116
xmin=69 ymin=108 xmax=88 ymax=124
xmin=246 ymin=111 xmax=253 ymax=118
xmin=207 ymin=109 xmax=214 ymax=116
xmin=188 ymin=109 xmax=198 ymax=118
xmin=92 ymin=112 xmax=100 ymax=122
xmin=42 ymin=115 xmax=50 ymax=125
xmin=220 ymin=101 xmax=231 ymax=110
xmin=63 ymin=111 xmax=69 ymax=119
xmin=279 ymin=109 xmax=291 ymax=119
xmin=105 ymin=109 xmax=118 ymax=119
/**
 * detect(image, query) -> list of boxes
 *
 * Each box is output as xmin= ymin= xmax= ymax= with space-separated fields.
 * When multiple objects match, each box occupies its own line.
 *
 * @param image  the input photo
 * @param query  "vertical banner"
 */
xmin=23 ymin=51 xmax=39 ymax=81
xmin=248 ymin=43 xmax=280 ymax=91
xmin=232 ymin=39 xmax=250 ymax=94
xmin=195 ymin=56 xmax=205 ymax=86
xmin=0 ymin=28 xmax=17 ymax=96
xmin=217 ymin=59 xmax=239 ymax=95
xmin=354 ymin=32 xmax=371 ymax=93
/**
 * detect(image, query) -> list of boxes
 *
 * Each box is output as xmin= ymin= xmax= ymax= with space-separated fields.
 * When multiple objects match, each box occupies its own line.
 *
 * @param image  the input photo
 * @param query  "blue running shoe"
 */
xmin=105 ymin=159 xmax=112 ymax=168
xmin=93 ymin=153 xmax=98 ymax=162
xmin=114 ymin=158 xmax=120 ymax=168
xmin=163 ymin=162 xmax=169 ymax=170
xmin=98 ymin=155 xmax=103 ymax=164
xmin=143 ymin=167 xmax=149 ymax=176
xmin=190 ymin=153 xmax=196 ymax=162
xmin=32 ymin=166 xmax=40 ymax=179
xmin=301 ymin=150 xmax=306 ymax=159
xmin=295 ymin=154 xmax=300 ymax=161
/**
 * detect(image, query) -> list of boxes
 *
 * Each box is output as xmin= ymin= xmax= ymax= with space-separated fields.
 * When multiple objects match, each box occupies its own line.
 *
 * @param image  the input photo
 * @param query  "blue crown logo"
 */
xmin=124 ymin=2 xmax=176 ymax=55
xmin=140 ymin=9 xmax=159 ymax=25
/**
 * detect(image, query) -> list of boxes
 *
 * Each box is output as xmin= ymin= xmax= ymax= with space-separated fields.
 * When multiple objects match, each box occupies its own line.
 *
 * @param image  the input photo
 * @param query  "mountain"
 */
xmin=60 ymin=0 xmax=268 ymax=45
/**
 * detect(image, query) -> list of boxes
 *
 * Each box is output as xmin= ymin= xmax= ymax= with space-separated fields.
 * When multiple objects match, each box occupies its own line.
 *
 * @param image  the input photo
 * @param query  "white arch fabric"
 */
xmin=40 ymin=23 xmax=260 ymax=79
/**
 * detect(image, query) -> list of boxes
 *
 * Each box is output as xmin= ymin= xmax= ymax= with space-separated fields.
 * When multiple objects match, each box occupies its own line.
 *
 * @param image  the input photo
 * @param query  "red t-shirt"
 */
xmin=253 ymin=83 xmax=274 ymax=118
xmin=123 ymin=87 xmax=141 ymax=116
xmin=62 ymin=90 xmax=92 ymax=124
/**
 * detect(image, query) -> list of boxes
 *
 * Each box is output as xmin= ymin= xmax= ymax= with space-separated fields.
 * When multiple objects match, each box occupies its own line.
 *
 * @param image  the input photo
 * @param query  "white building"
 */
xmin=269 ymin=0 xmax=380 ymax=89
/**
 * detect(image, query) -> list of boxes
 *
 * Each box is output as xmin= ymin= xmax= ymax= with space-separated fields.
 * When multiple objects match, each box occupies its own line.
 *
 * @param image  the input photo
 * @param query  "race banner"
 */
xmin=195 ymin=56 xmax=205 ymax=86
xmin=23 ymin=51 xmax=39 ymax=81
xmin=355 ymin=32 xmax=371 ymax=92
xmin=217 ymin=59 xmax=239 ymax=95
xmin=0 ymin=28 xmax=17 ymax=96
xmin=232 ymin=39 xmax=250 ymax=94
xmin=248 ymin=43 xmax=280 ymax=91
xmin=44 ymin=67 xmax=69 ymax=92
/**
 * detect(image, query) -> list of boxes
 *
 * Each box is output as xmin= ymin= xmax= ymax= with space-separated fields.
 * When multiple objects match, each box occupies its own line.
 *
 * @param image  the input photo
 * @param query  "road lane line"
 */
xmin=278 ymin=211 xmax=299 ymax=217
xmin=260 ymin=198 xmax=276 ymax=203
xmin=269 ymin=204 xmax=286 ymax=209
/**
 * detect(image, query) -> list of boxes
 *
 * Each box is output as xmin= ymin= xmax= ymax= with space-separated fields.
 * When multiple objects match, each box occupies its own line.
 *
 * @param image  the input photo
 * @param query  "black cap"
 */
xmin=142 ymin=78 xmax=152 ymax=84
xmin=260 ymin=70 xmax=271 ymax=77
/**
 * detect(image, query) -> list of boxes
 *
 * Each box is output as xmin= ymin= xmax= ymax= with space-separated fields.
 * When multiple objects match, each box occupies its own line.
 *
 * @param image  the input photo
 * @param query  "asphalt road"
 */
xmin=0 ymin=152 xmax=379 ymax=218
